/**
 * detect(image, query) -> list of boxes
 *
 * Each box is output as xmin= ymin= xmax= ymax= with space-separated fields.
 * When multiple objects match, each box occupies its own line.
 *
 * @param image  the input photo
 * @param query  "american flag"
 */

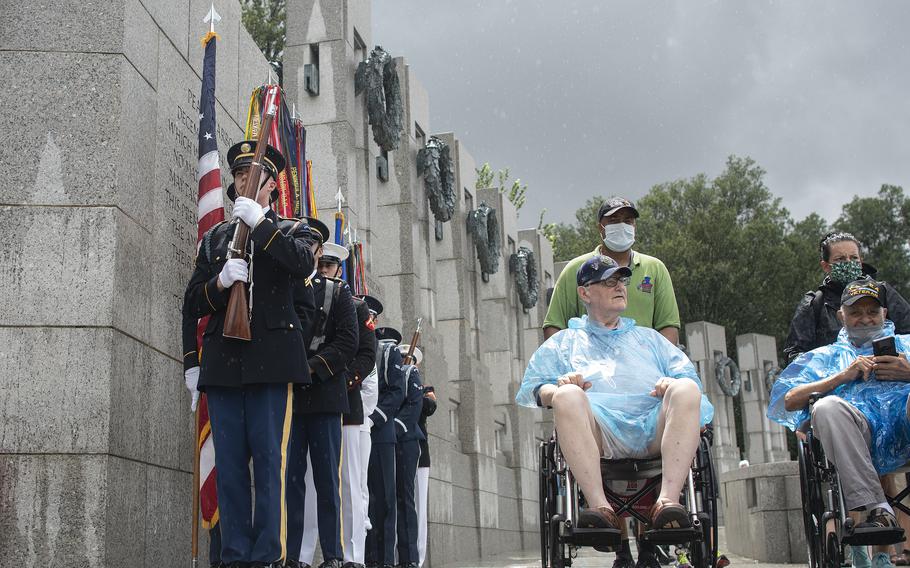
xmin=195 ymin=29 xmax=221 ymax=530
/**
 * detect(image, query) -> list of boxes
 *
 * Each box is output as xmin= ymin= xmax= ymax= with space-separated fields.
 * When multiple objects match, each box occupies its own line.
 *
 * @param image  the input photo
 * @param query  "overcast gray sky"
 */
xmin=372 ymin=1 xmax=910 ymax=228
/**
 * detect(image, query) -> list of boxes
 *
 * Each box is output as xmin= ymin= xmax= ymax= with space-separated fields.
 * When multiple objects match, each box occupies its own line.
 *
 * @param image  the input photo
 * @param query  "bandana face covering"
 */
xmin=830 ymin=259 xmax=863 ymax=285
xmin=847 ymin=323 xmax=885 ymax=348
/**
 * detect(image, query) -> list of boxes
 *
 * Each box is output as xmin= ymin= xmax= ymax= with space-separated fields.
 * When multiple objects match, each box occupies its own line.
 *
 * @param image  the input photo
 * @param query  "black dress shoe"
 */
xmin=341 ymin=563 xmax=364 ymax=568
xmin=318 ymin=561 xmax=342 ymax=568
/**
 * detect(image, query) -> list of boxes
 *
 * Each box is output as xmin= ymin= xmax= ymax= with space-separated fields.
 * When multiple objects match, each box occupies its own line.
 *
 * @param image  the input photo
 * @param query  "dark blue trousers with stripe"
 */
xmin=287 ymin=412 xmax=344 ymax=561
xmin=396 ymin=440 xmax=421 ymax=565
xmin=366 ymin=442 xmax=397 ymax=565
xmin=207 ymin=384 xmax=294 ymax=565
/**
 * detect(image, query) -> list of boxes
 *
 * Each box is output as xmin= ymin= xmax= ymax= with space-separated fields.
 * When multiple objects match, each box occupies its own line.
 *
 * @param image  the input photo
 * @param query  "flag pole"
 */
xmin=192 ymin=409 xmax=202 ymax=568
xmin=195 ymin=5 xmax=221 ymax=566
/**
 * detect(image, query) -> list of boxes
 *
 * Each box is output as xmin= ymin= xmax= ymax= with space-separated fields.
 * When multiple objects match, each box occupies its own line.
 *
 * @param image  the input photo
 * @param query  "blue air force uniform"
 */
xmin=395 ymin=362 xmax=425 ymax=567
xmin=287 ymin=274 xmax=358 ymax=565
xmin=366 ymin=333 xmax=406 ymax=567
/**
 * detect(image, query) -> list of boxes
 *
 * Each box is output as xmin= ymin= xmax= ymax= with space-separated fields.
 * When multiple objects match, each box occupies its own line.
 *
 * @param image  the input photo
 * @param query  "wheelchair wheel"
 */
xmin=539 ymin=441 xmax=553 ymax=567
xmin=690 ymin=437 xmax=719 ymax=568
xmin=823 ymin=530 xmax=841 ymax=568
xmin=798 ymin=438 xmax=825 ymax=568
xmin=539 ymin=439 xmax=570 ymax=568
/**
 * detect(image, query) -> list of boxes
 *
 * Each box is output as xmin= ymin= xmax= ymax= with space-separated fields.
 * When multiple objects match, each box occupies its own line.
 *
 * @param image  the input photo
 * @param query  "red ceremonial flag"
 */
xmin=195 ymin=28 xmax=222 ymax=529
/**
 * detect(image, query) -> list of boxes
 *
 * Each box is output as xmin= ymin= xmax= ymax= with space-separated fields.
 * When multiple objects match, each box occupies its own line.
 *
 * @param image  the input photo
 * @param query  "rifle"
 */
xmin=223 ymin=88 xmax=279 ymax=340
xmin=402 ymin=317 xmax=423 ymax=365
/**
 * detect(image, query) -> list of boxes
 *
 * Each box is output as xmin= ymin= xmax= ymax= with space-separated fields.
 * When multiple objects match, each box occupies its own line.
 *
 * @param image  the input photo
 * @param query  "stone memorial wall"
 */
xmin=283 ymin=2 xmax=553 ymax=561
xmin=0 ymin=0 xmax=268 ymax=564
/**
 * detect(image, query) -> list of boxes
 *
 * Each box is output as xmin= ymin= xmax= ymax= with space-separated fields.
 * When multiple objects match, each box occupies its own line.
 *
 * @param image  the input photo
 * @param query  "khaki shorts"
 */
xmin=598 ymin=421 xmax=658 ymax=460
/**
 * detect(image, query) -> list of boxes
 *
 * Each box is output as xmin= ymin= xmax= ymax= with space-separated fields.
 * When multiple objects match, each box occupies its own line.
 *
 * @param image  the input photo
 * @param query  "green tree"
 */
xmin=833 ymin=184 xmax=910 ymax=291
xmin=637 ymin=156 xmax=817 ymax=346
xmin=475 ymin=163 xmax=528 ymax=212
xmin=240 ymin=0 xmax=286 ymax=72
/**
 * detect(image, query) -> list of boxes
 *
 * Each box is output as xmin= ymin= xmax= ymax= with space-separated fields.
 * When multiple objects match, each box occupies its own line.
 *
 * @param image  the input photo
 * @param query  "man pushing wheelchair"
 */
xmin=769 ymin=279 xmax=910 ymax=542
xmin=516 ymin=255 xmax=714 ymax=535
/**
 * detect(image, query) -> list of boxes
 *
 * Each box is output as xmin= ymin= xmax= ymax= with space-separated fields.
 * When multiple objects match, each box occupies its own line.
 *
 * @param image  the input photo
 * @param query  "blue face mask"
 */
xmin=602 ymin=223 xmax=635 ymax=252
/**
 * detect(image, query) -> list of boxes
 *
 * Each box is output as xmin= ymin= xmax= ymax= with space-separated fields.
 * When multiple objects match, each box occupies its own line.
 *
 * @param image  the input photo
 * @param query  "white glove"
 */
xmin=218 ymin=258 xmax=249 ymax=289
xmin=232 ymin=196 xmax=265 ymax=228
xmin=184 ymin=367 xmax=200 ymax=412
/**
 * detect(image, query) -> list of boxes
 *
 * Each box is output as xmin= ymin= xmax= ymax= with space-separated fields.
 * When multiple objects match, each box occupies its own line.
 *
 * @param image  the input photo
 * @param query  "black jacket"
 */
xmin=395 ymin=365 xmax=425 ymax=443
xmin=371 ymin=341 xmax=406 ymax=444
xmin=294 ymin=276 xmax=358 ymax=414
xmin=344 ymin=298 xmax=378 ymax=426
xmin=784 ymin=266 xmax=910 ymax=362
xmin=183 ymin=211 xmax=315 ymax=389
xmin=417 ymin=390 xmax=437 ymax=468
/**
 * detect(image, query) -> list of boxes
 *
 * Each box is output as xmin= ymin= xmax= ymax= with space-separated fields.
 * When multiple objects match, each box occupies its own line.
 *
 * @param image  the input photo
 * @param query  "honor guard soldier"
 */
xmin=287 ymin=232 xmax=359 ymax=568
xmin=415 ymin=384 xmax=437 ymax=568
xmin=365 ymin=327 xmax=406 ymax=568
xmin=394 ymin=344 xmax=426 ymax=568
xmin=182 ymin=140 xmax=315 ymax=567
xmin=340 ymin=292 xmax=380 ymax=568
xmin=356 ymin=296 xmax=384 ymax=538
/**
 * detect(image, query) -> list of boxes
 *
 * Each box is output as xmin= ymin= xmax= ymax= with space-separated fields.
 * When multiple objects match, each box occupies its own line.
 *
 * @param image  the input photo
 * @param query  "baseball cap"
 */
xmin=841 ymin=279 xmax=882 ymax=307
xmin=576 ymin=255 xmax=633 ymax=287
xmin=597 ymin=197 xmax=640 ymax=220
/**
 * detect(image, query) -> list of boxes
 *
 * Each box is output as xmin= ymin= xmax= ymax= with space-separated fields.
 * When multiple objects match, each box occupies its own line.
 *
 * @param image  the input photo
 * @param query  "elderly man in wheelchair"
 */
xmin=517 ymin=255 xmax=714 ymax=558
xmin=768 ymin=280 xmax=910 ymax=566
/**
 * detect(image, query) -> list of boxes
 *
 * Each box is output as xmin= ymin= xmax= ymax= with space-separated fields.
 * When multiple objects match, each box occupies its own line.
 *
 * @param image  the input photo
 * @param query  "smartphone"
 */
xmin=873 ymin=336 xmax=898 ymax=357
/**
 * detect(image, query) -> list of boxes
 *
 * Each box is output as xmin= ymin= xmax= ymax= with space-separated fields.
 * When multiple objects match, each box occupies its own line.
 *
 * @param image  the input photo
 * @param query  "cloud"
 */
xmin=373 ymin=1 xmax=910 ymax=228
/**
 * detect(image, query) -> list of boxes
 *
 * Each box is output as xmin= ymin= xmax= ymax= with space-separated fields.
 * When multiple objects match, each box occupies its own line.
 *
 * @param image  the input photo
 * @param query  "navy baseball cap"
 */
xmin=597 ymin=197 xmax=640 ymax=220
xmin=842 ymin=279 xmax=882 ymax=307
xmin=576 ymin=255 xmax=633 ymax=286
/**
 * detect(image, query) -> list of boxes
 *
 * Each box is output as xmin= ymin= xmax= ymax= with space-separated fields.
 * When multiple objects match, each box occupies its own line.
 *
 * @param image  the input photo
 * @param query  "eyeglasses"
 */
xmin=587 ymin=276 xmax=630 ymax=289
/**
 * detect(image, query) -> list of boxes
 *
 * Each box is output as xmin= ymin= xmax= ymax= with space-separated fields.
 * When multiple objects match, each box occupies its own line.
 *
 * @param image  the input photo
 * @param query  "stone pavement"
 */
xmin=444 ymin=527 xmax=805 ymax=568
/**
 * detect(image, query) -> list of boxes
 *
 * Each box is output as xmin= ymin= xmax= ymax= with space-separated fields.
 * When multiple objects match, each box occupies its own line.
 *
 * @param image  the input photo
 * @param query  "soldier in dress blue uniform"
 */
xmin=287 ymin=232 xmax=359 ymax=568
xmin=182 ymin=140 xmax=316 ymax=568
xmin=365 ymin=327 xmax=406 ymax=568
xmin=394 ymin=344 xmax=425 ymax=568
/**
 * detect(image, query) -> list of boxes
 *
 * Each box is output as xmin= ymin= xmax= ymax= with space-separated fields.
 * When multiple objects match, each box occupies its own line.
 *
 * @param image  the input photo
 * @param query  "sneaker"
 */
xmin=853 ymin=547 xmax=872 ymax=568
xmin=873 ymin=552 xmax=896 ymax=568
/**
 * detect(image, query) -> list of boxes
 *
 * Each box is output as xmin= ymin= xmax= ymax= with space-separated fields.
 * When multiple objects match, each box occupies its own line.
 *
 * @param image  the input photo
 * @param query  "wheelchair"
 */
xmin=797 ymin=396 xmax=909 ymax=568
xmin=538 ymin=427 xmax=719 ymax=568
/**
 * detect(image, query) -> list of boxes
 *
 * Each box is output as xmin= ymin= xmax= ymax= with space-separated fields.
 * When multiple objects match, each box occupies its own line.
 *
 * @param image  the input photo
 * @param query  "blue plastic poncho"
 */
xmin=767 ymin=320 xmax=910 ymax=474
xmin=517 ymin=316 xmax=714 ymax=457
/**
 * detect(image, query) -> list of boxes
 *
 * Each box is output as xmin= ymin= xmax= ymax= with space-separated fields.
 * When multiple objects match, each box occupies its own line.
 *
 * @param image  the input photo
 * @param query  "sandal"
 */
xmin=649 ymin=498 xmax=692 ymax=530
xmin=577 ymin=505 xmax=621 ymax=531
xmin=855 ymin=508 xmax=900 ymax=531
